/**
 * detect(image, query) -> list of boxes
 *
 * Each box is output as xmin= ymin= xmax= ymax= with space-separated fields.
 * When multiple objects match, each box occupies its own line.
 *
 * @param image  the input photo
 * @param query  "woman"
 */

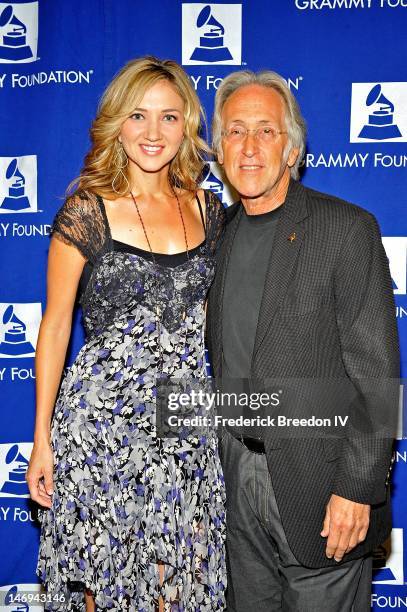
xmin=26 ymin=56 xmax=226 ymax=611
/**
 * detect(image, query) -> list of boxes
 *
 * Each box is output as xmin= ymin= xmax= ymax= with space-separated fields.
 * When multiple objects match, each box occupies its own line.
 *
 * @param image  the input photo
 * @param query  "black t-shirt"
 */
xmin=221 ymin=204 xmax=282 ymax=436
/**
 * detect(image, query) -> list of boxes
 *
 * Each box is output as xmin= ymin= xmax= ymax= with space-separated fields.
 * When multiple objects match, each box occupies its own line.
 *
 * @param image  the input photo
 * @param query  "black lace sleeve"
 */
xmin=205 ymin=189 xmax=226 ymax=255
xmin=51 ymin=191 xmax=107 ymax=263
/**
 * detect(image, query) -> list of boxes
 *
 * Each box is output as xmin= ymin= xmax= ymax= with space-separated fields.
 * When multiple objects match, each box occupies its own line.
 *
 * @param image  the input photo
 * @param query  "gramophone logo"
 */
xmin=0 ymin=155 xmax=37 ymax=214
xmin=382 ymin=237 xmax=407 ymax=295
xmin=0 ymin=443 xmax=33 ymax=498
xmin=350 ymin=82 xmax=407 ymax=143
xmin=201 ymin=161 xmax=238 ymax=207
xmin=0 ymin=583 xmax=44 ymax=611
xmin=182 ymin=3 xmax=242 ymax=65
xmin=372 ymin=528 xmax=404 ymax=585
xmin=0 ymin=303 xmax=42 ymax=358
xmin=0 ymin=2 xmax=38 ymax=63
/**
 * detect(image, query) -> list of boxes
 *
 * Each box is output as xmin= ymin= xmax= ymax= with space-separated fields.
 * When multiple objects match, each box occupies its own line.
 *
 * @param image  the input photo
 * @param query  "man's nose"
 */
xmin=241 ymin=132 xmax=258 ymax=156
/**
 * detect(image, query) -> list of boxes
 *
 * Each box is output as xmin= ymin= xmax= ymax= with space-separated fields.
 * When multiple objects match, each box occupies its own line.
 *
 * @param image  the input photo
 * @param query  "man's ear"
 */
xmin=287 ymin=147 xmax=299 ymax=169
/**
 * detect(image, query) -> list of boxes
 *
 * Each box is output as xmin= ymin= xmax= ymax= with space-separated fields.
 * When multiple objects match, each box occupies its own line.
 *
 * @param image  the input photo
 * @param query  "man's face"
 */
xmin=218 ymin=84 xmax=299 ymax=201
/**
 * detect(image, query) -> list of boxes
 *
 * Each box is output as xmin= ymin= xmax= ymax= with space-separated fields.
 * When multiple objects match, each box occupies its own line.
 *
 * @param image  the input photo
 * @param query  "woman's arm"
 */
xmin=26 ymin=236 xmax=86 ymax=507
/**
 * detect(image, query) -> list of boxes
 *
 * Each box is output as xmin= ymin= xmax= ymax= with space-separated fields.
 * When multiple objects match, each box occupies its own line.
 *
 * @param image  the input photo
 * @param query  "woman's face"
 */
xmin=119 ymin=80 xmax=185 ymax=176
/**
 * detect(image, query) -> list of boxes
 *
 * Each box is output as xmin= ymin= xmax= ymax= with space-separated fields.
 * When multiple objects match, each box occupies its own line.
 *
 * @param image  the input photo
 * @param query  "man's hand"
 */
xmin=320 ymin=494 xmax=370 ymax=562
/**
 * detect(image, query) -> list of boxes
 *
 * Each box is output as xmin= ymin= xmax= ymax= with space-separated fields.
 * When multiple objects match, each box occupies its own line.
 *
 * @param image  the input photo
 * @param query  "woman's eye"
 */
xmin=163 ymin=114 xmax=177 ymax=121
xmin=130 ymin=113 xmax=144 ymax=120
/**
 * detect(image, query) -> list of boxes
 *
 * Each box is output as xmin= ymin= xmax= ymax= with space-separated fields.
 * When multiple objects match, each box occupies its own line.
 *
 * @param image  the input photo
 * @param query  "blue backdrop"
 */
xmin=0 ymin=1 xmax=406 ymax=608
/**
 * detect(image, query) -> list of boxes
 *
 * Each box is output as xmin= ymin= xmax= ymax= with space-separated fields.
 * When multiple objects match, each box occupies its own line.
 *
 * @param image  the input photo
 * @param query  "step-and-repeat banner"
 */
xmin=0 ymin=1 xmax=406 ymax=609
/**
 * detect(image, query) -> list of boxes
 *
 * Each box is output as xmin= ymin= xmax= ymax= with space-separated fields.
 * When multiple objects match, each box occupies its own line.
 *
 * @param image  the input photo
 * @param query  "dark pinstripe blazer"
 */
xmin=207 ymin=179 xmax=400 ymax=568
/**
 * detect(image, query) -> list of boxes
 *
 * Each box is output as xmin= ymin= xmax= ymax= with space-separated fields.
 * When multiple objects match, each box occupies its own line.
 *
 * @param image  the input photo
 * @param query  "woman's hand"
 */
xmin=26 ymin=441 xmax=54 ymax=508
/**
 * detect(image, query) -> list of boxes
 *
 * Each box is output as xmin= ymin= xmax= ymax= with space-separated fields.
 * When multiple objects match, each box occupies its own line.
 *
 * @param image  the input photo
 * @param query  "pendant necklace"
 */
xmin=129 ymin=188 xmax=190 ymax=373
xmin=130 ymin=189 xmax=189 ymax=265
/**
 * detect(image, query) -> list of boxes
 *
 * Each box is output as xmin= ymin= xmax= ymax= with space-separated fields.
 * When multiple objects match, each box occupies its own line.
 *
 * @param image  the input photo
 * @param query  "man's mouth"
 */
xmin=240 ymin=164 xmax=263 ymax=171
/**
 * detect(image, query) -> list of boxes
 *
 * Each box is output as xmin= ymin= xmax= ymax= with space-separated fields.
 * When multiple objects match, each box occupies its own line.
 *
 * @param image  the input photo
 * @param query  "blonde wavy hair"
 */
xmin=70 ymin=56 xmax=209 ymax=196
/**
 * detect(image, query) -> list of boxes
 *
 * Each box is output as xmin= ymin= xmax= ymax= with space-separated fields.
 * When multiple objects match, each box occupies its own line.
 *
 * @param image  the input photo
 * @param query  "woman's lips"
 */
xmin=139 ymin=144 xmax=164 ymax=155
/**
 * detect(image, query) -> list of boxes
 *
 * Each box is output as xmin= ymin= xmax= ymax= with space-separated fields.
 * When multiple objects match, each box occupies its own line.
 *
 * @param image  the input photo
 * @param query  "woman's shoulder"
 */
xmin=192 ymin=188 xmax=226 ymax=225
xmin=199 ymin=188 xmax=225 ymax=217
xmin=54 ymin=189 xmax=106 ymax=230
xmin=51 ymin=189 xmax=107 ymax=262
xmin=61 ymin=189 xmax=101 ymax=213
xmin=201 ymin=188 xmax=225 ymax=217
xmin=198 ymin=188 xmax=226 ymax=254
xmin=180 ymin=187 xmax=221 ymax=206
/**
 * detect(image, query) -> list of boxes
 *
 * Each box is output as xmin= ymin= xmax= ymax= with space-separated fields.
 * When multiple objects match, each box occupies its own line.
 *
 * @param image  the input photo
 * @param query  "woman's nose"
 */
xmin=144 ymin=118 xmax=161 ymax=141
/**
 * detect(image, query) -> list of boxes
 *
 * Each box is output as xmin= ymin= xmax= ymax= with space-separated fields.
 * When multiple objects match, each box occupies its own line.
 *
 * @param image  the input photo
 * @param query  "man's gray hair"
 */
xmin=212 ymin=70 xmax=307 ymax=180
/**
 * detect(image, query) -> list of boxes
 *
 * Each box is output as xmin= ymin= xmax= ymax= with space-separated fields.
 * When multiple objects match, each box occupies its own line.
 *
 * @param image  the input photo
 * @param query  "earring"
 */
xmin=112 ymin=141 xmax=130 ymax=195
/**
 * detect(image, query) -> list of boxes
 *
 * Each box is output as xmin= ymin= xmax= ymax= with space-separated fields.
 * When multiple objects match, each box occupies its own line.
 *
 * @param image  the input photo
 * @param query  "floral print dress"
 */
xmin=36 ymin=189 xmax=226 ymax=611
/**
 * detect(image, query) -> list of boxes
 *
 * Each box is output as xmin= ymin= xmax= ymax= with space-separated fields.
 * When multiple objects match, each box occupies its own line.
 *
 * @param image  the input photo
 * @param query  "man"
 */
xmin=206 ymin=70 xmax=399 ymax=611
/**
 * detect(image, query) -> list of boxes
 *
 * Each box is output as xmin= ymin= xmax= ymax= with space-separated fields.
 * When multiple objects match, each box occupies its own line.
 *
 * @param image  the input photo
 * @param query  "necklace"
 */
xmin=129 ymin=188 xmax=190 ymax=375
xmin=129 ymin=189 xmax=189 ymax=261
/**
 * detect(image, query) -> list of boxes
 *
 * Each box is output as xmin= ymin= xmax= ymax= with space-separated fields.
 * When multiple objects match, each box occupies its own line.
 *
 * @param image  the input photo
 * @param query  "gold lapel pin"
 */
xmin=288 ymin=232 xmax=296 ymax=243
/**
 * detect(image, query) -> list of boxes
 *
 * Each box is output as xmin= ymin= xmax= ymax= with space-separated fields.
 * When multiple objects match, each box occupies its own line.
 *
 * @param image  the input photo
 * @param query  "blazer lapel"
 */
xmin=252 ymin=180 xmax=309 ymax=363
xmin=209 ymin=204 xmax=243 ymax=376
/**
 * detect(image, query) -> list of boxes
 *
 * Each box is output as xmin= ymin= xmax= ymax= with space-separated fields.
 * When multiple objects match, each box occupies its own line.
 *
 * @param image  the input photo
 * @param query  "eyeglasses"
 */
xmin=222 ymin=125 xmax=287 ymax=143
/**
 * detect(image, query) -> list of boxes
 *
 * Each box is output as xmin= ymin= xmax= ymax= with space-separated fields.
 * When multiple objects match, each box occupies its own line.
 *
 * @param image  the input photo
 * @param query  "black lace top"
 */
xmin=52 ymin=190 xmax=224 ymax=283
xmin=50 ymin=189 xmax=225 ymax=337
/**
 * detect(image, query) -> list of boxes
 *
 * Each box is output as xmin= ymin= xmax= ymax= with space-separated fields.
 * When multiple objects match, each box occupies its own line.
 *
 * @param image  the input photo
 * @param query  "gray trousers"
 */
xmin=221 ymin=430 xmax=372 ymax=612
